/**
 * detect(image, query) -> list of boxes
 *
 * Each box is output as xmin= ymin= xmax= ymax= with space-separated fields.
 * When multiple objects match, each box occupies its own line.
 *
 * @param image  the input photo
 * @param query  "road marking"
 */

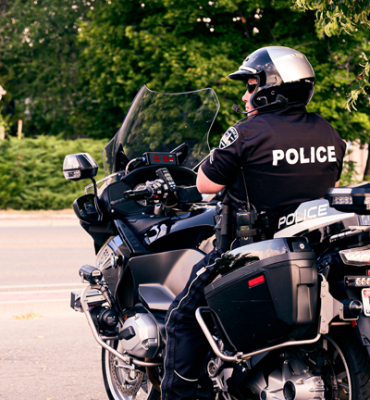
xmin=0 ymin=291 xmax=72 ymax=302
xmin=0 ymin=283 xmax=86 ymax=289
xmin=0 ymin=244 xmax=91 ymax=249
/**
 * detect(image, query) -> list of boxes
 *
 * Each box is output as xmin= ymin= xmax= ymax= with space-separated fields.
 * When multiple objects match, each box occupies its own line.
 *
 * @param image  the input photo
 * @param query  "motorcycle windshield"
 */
xmin=102 ymin=86 xmax=219 ymax=176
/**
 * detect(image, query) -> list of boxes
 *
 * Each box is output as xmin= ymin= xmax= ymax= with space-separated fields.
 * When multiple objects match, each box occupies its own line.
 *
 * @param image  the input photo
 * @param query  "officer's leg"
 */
xmin=161 ymin=249 xmax=222 ymax=400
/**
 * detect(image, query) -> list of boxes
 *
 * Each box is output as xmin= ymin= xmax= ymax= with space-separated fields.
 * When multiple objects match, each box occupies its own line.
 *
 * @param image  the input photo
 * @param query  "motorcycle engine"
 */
xmin=118 ymin=312 xmax=160 ymax=359
xmin=247 ymin=354 xmax=325 ymax=400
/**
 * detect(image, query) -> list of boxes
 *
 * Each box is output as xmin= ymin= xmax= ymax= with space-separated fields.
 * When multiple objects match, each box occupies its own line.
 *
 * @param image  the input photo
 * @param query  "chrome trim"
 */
xmin=81 ymin=285 xmax=162 ymax=367
xmin=239 ymin=66 xmax=257 ymax=73
xmin=195 ymin=307 xmax=321 ymax=362
xmin=239 ymin=333 xmax=321 ymax=360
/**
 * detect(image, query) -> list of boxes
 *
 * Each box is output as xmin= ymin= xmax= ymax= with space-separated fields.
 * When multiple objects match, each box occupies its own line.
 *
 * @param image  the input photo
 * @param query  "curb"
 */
xmin=0 ymin=283 xmax=87 ymax=317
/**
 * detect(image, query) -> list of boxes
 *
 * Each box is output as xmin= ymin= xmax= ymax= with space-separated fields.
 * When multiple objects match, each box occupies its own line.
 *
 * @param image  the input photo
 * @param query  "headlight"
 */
xmin=340 ymin=244 xmax=370 ymax=266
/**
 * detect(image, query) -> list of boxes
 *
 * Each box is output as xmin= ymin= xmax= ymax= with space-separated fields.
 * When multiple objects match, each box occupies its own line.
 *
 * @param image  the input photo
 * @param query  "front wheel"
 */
xmin=102 ymin=340 xmax=160 ymax=400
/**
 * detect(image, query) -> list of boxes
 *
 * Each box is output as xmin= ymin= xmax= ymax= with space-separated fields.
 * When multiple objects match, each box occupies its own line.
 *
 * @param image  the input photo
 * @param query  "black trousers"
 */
xmin=161 ymin=248 xmax=222 ymax=400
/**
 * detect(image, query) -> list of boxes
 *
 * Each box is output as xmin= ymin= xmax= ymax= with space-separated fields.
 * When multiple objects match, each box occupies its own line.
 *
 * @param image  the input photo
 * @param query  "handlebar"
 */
xmin=123 ymin=188 xmax=151 ymax=200
xmin=110 ymin=188 xmax=151 ymax=207
xmin=110 ymin=169 xmax=178 ymax=208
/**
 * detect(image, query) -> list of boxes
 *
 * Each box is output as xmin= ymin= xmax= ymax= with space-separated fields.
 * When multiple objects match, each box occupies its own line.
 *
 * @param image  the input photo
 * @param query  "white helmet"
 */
xmin=229 ymin=46 xmax=315 ymax=109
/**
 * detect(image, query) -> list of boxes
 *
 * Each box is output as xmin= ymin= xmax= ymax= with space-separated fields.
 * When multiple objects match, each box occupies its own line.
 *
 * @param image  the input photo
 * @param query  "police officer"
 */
xmin=161 ymin=46 xmax=346 ymax=400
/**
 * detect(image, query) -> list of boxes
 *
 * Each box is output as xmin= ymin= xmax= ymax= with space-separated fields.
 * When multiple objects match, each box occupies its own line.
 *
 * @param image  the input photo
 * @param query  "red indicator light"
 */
xmin=248 ymin=275 xmax=265 ymax=288
xmin=363 ymin=289 xmax=370 ymax=297
xmin=367 ymin=270 xmax=370 ymax=276
xmin=169 ymin=156 xmax=174 ymax=162
xmin=163 ymin=156 xmax=169 ymax=162
xmin=154 ymin=156 xmax=160 ymax=162
xmin=351 ymin=320 xmax=357 ymax=327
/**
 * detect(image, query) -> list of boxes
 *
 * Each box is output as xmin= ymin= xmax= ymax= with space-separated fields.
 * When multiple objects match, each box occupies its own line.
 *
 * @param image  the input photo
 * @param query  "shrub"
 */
xmin=0 ymin=136 xmax=107 ymax=210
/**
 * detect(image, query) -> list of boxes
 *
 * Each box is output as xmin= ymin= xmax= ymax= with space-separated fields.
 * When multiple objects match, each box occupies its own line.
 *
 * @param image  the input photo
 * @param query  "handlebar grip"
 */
xmin=110 ymin=197 xmax=126 ymax=206
xmin=123 ymin=188 xmax=151 ymax=200
xmin=110 ymin=188 xmax=151 ymax=207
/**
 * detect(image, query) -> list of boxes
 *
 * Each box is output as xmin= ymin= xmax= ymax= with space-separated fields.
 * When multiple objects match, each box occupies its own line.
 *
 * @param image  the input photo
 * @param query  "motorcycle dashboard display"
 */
xmin=144 ymin=152 xmax=178 ymax=166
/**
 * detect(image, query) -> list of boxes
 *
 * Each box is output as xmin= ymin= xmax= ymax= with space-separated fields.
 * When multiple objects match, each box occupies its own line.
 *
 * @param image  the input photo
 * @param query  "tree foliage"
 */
xmin=0 ymin=0 xmax=91 ymax=137
xmin=0 ymin=0 xmax=370 ymax=150
xmin=294 ymin=0 xmax=370 ymax=112
xmin=75 ymin=0 xmax=370 ymax=146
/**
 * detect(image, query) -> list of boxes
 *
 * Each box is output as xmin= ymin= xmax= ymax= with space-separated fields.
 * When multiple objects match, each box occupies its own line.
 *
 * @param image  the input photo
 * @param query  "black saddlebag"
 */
xmin=204 ymin=237 xmax=318 ymax=353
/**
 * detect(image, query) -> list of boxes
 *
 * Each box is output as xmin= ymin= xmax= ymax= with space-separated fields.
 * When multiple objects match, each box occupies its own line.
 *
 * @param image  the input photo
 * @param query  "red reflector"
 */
xmin=248 ymin=275 xmax=265 ymax=288
xmin=351 ymin=320 xmax=357 ymax=328
xmin=154 ymin=156 xmax=160 ymax=162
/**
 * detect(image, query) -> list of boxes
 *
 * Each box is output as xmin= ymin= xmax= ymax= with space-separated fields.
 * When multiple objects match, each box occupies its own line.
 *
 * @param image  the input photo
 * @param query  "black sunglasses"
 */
xmin=246 ymin=82 xmax=257 ymax=94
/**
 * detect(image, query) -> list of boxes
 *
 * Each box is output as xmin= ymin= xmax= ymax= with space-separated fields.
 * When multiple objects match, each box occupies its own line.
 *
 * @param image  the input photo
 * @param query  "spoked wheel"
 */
xmin=102 ymin=340 xmax=160 ymax=400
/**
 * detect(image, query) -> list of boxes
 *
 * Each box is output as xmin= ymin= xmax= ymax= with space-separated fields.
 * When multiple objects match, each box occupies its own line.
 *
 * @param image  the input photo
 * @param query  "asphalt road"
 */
xmin=0 ymin=313 xmax=109 ymax=400
xmin=0 ymin=223 xmax=95 ymax=286
xmin=0 ymin=217 xmax=109 ymax=400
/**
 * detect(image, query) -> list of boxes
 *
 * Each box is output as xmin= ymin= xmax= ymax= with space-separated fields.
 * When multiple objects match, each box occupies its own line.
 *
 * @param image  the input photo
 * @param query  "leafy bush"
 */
xmin=339 ymin=159 xmax=361 ymax=187
xmin=0 ymin=136 xmax=107 ymax=210
xmin=0 ymin=136 xmax=360 ymax=210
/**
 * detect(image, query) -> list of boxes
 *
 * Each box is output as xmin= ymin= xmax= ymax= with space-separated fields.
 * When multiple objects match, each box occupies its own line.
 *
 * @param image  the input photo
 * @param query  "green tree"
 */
xmin=75 ymin=0 xmax=370 ymax=146
xmin=0 ymin=0 xmax=91 ymax=137
xmin=2 ymin=0 xmax=370 ymax=164
xmin=294 ymin=0 xmax=370 ymax=111
xmin=294 ymin=0 xmax=370 ymax=179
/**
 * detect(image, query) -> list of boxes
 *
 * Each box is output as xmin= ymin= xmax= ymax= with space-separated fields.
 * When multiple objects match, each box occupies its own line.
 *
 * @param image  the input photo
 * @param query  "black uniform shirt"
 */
xmin=202 ymin=104 xmax=346 ymax=217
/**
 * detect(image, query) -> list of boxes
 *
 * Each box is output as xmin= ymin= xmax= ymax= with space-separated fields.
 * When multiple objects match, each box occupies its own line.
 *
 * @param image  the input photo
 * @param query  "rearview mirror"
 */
xmin=63 ymin=153 xmax=98 ymax=181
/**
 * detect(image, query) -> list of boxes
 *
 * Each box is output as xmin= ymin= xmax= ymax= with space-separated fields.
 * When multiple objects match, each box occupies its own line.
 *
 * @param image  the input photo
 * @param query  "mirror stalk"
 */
xmin=90 ymin=177 xmax=104 ymax=222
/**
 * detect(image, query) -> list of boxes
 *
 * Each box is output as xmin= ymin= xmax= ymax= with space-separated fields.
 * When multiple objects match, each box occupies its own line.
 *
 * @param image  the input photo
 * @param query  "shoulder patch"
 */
xmin=219 ymin=127 xmax=239 ymax=149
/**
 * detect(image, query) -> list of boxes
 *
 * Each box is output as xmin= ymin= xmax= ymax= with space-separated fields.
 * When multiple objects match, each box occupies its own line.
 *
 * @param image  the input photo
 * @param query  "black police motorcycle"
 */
xmin=65 ymin=86 xmax=370 ymax=400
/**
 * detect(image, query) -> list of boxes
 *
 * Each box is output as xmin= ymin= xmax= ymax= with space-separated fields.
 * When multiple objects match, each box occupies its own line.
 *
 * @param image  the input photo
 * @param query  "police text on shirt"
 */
xmin=272 ymin=146 xmax=336 ymax=166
